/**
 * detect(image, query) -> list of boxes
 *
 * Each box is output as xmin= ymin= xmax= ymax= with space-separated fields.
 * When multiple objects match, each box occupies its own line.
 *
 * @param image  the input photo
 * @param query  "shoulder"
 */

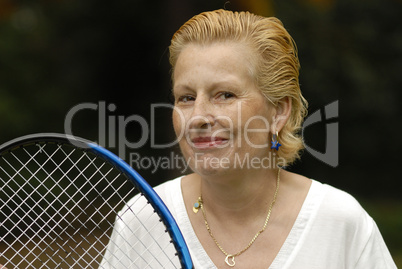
xmin=309 ymin=181 xmax=375 ymax=247
xmin=117 ymin=176 xmax=183 ymax=221
xmin=312 ymin=182 xmax=397 ymax=268
xmin=153 ymin=175 xmax=183 ymax=197
xmin=318 ymin=182 xmax=371 ymax=223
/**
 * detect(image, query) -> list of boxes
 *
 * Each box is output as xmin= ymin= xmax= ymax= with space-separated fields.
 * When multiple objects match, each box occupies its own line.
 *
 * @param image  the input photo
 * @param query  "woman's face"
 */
xmin=172 ymin=42 xmax=275 ymax=176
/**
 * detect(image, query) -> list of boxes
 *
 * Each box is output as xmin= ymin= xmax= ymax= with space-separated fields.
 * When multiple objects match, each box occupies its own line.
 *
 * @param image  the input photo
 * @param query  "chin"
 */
xmin=181 ymin=144 xmax=241 ymax=175
xmin=191 ymin=165 xmax=230 ymax=178
xmin=186 ymin=153 xmax=231 ymax=177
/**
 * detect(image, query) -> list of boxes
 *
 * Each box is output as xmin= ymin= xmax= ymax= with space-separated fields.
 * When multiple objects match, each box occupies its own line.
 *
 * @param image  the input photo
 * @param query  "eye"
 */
xmin=176 ymin=95 xmax=196 ymax=103
xmin=217 ymin=92 xmax=235 ymax=100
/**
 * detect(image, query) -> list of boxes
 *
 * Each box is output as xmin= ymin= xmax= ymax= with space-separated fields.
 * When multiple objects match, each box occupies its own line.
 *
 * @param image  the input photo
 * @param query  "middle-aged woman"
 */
xmin=101 ymin=9 xmax=396 ymax=268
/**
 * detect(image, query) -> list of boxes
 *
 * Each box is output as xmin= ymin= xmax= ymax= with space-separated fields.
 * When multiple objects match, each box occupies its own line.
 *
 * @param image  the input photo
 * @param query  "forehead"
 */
xmin=173 ymin=42 xmax=257 ymax=86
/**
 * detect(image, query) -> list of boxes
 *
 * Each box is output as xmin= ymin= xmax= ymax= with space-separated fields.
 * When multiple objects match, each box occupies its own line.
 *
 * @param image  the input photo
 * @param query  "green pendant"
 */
xmin=193 ymin=197 xmax=202 ymax=213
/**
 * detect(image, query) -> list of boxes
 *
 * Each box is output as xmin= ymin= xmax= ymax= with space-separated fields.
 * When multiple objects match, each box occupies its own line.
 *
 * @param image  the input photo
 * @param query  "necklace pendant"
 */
xmin=225 ymin=255 xmax=235 ymax=267
xmin=193 ymin=202 xmax=200 ymax=213
xmin=193 ymin=197 xmax=202 ymax=213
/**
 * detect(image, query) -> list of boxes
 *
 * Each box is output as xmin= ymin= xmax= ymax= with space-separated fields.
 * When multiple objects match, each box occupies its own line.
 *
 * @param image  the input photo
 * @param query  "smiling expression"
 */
xmin=172 ymin=42 xmax=276 ymax=176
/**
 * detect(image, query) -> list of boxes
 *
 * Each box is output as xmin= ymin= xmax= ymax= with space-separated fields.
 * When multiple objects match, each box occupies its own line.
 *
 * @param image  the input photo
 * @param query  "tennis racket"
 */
xmin=0 ymin=133 xmax=193 ymax=269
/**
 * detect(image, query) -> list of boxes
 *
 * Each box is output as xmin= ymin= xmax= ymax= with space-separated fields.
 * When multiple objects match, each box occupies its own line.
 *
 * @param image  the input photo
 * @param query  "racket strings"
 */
xmin=0 ymin=142 xmax=184 ymax=268
xmin=0 ymin=143 xmax=136 ymax=268
xmin=4 ymin=145 xmax=103 ymax=264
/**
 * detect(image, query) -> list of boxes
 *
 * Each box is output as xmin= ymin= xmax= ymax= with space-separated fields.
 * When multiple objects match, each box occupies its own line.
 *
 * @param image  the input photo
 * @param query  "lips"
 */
xmin=191 ymin=136 xmax=228 ymax=149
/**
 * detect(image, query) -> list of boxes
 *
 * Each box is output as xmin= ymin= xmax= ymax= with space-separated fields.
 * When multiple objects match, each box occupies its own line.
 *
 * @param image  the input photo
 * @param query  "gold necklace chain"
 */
xmin=195 ymin=169 xmax=281 ymax=267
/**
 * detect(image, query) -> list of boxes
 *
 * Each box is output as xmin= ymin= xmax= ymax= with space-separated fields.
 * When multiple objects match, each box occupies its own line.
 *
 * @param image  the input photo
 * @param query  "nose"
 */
xmin=188 ymin=95 xmax=215 ymax=130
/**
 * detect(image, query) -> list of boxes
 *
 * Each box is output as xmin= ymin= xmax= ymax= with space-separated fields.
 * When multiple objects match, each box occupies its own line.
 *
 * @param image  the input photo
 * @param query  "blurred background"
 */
xmin=0 ymin=0 xmax=401 ymax=265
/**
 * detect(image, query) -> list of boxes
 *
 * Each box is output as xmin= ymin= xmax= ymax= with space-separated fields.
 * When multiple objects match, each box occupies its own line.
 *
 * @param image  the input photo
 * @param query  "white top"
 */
xmin=101 ymin=176 xmax=397 ymax=269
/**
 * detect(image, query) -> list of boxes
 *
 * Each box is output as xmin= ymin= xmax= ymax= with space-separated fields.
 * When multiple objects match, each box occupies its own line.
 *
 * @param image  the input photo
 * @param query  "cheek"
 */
xmin=172 ymin=107 xmax=189 ymax=142
xmin=238 ymin=105 xmax=272 ymax=143
xmin=172 ymin=110 xmax=182 ymax=137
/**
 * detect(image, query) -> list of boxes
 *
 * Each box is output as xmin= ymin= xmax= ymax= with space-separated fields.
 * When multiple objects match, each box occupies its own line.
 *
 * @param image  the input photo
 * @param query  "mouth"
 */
xmin=190 ymin=136 xmax=229 ymax=149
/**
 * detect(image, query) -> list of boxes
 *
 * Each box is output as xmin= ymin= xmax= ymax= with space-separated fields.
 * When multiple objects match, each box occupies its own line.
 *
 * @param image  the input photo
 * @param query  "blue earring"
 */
xmin=271 ymin=132 xmax=281 ymax=151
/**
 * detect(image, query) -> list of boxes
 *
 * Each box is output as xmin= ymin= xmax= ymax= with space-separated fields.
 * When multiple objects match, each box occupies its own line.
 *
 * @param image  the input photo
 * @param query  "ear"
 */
xmin=271 ymin=97 xmax=292 ymax=134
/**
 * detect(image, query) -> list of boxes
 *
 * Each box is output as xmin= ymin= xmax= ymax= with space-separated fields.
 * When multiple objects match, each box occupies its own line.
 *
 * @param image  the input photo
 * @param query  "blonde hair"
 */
xmin=169 ymin=9 xmax=308 ymax=165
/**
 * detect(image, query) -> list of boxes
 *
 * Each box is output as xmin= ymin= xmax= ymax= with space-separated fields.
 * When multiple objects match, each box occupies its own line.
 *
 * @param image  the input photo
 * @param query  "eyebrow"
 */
xmin=173 ymin=79 xmax=242 ymax=92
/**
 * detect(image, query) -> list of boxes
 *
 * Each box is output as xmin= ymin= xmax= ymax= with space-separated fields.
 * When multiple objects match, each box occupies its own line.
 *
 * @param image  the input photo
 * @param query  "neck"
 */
xmin=199 ymin=168 xmax=280 ymax=218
